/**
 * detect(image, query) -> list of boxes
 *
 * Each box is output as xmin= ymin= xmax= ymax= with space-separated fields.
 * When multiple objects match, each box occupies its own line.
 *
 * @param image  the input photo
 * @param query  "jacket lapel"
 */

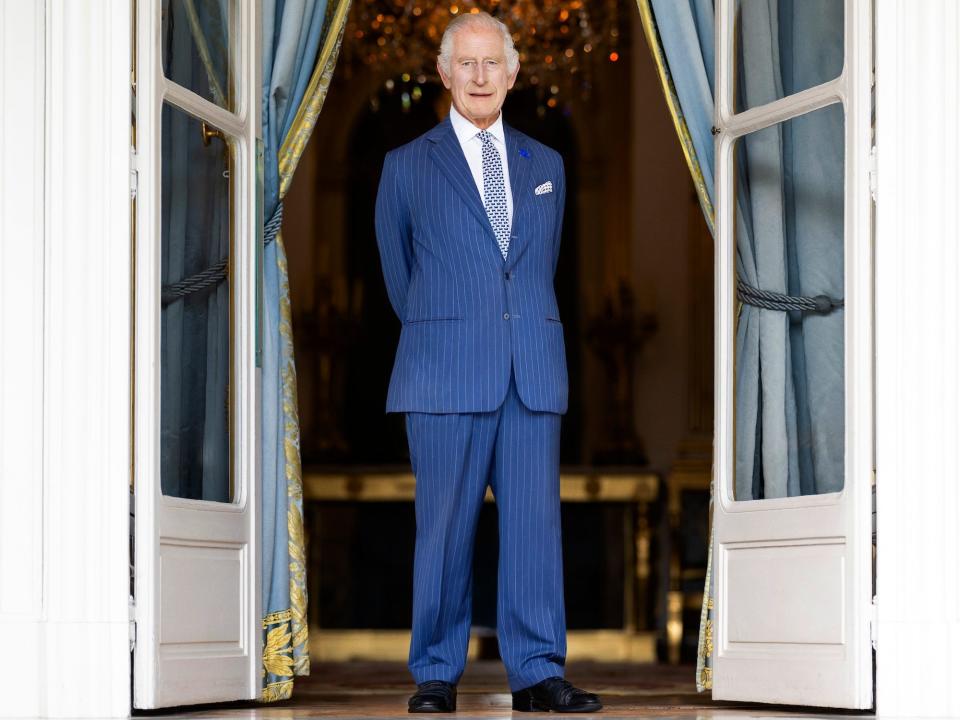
xmin=504 ymin=123 xmax=532 ymax=217
xmin=504 ymin=123 xmax=532 ymax=270
xmin=426 ymin=119 xmax=499 ymax=249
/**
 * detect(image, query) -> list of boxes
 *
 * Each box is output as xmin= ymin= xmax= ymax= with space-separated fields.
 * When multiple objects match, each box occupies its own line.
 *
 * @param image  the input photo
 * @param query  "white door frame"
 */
xmin=0 ymin=0 xmax=132 ymax=717
xmin=874 ymin=0 xmax=960 ymax=716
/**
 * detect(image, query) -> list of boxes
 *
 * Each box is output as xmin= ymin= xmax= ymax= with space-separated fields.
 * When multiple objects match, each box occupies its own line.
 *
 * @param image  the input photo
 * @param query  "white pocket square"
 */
xmin=534 ymin=181 xmax=553 ymax=196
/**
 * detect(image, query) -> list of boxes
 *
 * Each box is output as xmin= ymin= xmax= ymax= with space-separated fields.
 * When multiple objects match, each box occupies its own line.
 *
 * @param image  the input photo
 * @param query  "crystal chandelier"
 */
xmin=342 ymin=0 xmax=623 ymax=106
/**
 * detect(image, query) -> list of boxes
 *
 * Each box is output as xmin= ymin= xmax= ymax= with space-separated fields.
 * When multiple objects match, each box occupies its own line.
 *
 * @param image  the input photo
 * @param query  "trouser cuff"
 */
xmin=410 ymin=663 xmax=463 ymax=687
xmin=507 ymin=660 xmax=566 ymax=692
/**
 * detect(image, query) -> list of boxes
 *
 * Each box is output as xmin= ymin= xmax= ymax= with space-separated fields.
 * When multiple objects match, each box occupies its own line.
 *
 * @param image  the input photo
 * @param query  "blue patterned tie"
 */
xmin=478 ymin=129 xmax=510 ymax=259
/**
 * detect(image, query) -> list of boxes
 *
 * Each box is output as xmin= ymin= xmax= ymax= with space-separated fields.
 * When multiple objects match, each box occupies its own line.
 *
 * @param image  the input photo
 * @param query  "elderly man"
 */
xmin=375 ymin=11 xmax=601 ymax=714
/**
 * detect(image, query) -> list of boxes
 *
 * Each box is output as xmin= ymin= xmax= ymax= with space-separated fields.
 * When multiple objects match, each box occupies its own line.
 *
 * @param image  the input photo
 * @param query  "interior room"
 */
xmin=279 ymin=0 xmax=714 ymax=690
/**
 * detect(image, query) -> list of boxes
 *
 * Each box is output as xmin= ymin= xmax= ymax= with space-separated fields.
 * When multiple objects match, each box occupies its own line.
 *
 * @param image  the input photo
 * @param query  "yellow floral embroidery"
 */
xmin=263 ymin=609 xmax=292 ymax=627
xmin=278 ymin=234 xmax=311 ymax=680
xmin=699 ymin=665 xmax=713 ymax=690
xmin=263 ymin=623 xmax=295 ymax=677
xmin=262 ymin=679 xmax=294 ymax=703
xmin=696 ymin=527 xmax=715 ymax=692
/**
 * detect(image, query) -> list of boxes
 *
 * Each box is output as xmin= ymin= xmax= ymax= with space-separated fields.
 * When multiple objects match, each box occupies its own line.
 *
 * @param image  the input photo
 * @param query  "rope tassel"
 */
xmin=737 ymin=278 xmax=843 ymax=314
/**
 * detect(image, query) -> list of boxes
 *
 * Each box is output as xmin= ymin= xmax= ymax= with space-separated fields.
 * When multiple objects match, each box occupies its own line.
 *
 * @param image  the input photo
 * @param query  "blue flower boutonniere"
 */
xmin=519 ymin=148 xmax=530 ymax=159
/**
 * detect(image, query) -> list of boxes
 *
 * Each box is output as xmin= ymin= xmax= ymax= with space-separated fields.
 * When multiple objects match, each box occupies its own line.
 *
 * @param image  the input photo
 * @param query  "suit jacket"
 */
xmin=375 ymin=115 xmax=568 ymax=414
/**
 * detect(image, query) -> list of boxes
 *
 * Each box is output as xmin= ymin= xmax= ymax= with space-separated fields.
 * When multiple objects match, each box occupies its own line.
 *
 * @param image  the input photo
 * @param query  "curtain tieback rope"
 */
xmin=161 ymin=203 xmax=284 ymax=306
xmin=737 ymin=278 xmax=843 ymax=314
xmin=263 ymin=201 xmax=284 ymax=246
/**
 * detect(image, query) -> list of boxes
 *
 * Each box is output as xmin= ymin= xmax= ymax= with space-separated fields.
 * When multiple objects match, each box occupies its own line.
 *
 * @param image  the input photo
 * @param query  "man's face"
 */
xmin=438 ymin=26 xmax=519 ymax=129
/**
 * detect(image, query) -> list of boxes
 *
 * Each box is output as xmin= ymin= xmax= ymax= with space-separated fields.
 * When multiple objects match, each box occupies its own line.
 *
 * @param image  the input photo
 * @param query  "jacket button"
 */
xmin=503 ymin=312 xmax=510 ymax=320
xmin=504 ymin=271 xmax=512 ymax=280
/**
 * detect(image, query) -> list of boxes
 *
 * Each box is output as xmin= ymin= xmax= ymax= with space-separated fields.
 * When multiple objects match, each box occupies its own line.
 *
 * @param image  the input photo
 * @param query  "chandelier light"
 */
xmin=343 ymin=0 xmax=623 ymax=108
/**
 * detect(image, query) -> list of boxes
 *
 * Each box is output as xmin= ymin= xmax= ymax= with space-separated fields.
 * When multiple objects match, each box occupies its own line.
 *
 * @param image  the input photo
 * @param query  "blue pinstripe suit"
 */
xmin=376 ymin=115 xmax=568 ymax=414
xmin=375 ymin=114 xmax=568 ymax=692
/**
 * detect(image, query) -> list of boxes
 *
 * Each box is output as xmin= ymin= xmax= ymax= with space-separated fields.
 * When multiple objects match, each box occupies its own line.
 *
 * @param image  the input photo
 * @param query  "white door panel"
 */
xmin=711 ymin=0 xmax=874 ymax=708
xmin=723 ymin=539 xmax=845 ymax=646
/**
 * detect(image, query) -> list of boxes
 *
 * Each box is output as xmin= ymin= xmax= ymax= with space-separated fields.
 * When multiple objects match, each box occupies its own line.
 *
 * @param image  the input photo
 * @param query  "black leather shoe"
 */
xmin=512 ymin=677 xmax=602 ymax=713
xmin=408 ymin=680 xmax=457 ymax=713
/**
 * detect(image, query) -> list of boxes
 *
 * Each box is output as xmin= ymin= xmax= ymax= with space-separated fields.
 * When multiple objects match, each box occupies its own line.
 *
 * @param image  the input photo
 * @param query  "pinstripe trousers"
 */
xmin=405 ymin=368 xmax=567 ymax=692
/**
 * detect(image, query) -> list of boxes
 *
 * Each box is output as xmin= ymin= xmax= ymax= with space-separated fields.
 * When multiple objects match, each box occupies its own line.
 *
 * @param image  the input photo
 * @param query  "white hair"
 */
xmin=437 ymin=11 xmax=520 ymax=75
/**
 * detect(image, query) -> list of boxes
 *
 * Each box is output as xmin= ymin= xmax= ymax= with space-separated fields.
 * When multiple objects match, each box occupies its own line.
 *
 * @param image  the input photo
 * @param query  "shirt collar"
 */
xmin=449 ymin=103 xmax=506 ymax=146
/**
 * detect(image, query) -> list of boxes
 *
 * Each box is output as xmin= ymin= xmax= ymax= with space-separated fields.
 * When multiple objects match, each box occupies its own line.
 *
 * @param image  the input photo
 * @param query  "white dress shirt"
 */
xmin=448 ymin=103 xmax=514 ymax=229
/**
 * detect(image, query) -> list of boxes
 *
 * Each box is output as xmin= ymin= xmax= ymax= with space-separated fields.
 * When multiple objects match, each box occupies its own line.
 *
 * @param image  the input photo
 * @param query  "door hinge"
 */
xmin=869 ymin=595 xmax=878 ymax=650
xmin=129 ymin=146 xmax=139 ymax=200
xmin=868 ymin=145 xmax=878 ymax=202
xmin=129 ymin=598 xmax=137 ymax=652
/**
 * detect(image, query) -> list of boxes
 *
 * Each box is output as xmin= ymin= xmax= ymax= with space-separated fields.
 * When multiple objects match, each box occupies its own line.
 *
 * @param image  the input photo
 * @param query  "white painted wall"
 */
xmin=0 ymin=0 xmax=132 ymax=716
xmin=875 ymin=1 xmax=960 ymax=717
xmin=0 ymin=3 xmax=47 ymax=711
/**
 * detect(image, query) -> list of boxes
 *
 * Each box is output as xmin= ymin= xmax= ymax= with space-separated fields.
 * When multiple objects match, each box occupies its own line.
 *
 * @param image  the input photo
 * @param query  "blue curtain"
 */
xmin=261 ymin=0 xmax=357 ymax=702
xmin=643 ymin=0 xmax=845 ymax=690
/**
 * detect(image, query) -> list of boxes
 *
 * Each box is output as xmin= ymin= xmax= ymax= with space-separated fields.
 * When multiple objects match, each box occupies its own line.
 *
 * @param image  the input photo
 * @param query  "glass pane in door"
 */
xmin=162 ymin=0 xmax=235 ymax=111
xmin=732 ymin=102 xmax=845 ymax=501
xmin=160 ymin=101 xmax=233 ymax=502
xmin=735 ymin=0 xmax=844 ymax=112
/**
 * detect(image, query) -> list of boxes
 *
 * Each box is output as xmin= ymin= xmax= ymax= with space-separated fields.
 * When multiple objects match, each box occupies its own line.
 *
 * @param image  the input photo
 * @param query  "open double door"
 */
xmin=130 ymin=0 xmax=875 ymax=710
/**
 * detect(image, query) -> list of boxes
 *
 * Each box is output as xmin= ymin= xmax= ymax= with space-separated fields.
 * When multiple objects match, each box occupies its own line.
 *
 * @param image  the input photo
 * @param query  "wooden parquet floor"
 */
xmin=140 ymin=661 xmax=872 ymax=719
